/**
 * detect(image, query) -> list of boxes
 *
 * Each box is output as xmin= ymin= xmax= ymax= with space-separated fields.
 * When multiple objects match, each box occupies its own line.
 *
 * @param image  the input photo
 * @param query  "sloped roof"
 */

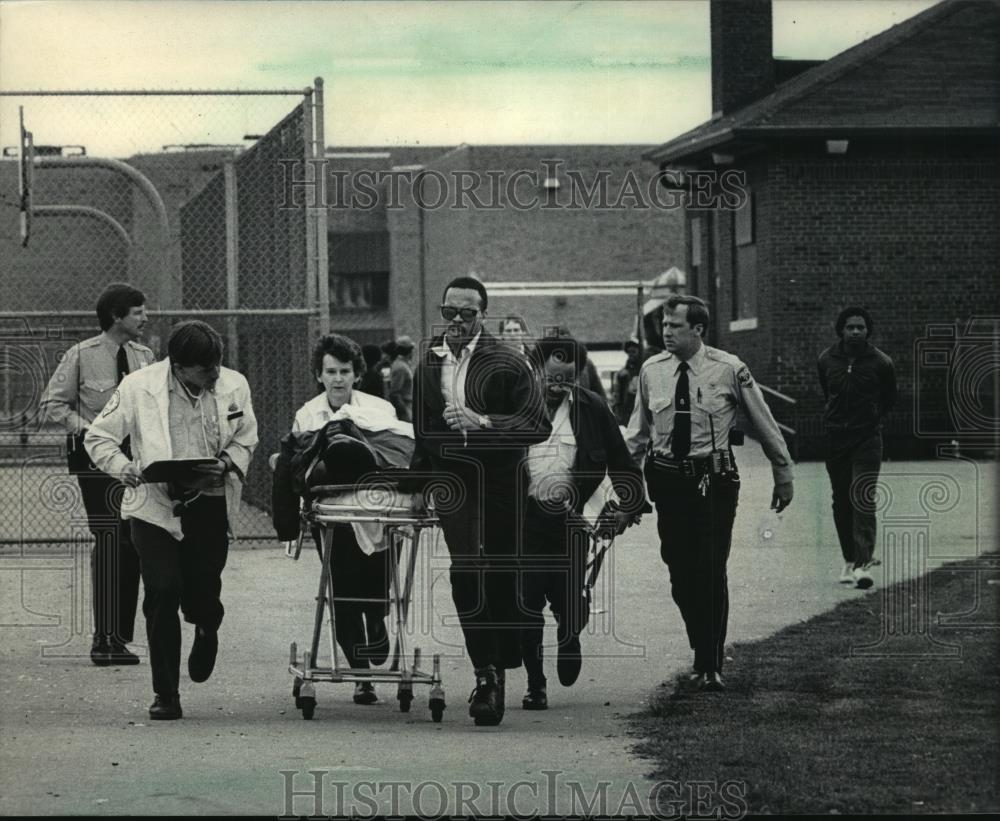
xmin=645 ymin=0 xmax=1000 ymax=163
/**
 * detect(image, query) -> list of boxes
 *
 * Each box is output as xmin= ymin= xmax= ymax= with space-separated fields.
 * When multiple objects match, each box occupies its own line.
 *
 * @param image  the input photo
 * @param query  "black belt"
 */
xmin=647 ymin=453 xmax=713 ymax=478
xmin=647 ymin=451 xmax=738 ymax=479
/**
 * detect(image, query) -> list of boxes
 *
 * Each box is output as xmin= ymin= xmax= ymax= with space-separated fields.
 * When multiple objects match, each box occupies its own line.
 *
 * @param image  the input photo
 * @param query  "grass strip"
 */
xmin=631 ymin=555 xmax=1000 ymax=815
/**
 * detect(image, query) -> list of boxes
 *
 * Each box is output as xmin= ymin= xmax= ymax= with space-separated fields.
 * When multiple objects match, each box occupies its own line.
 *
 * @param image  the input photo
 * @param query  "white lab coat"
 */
xmin=85 ymin=359 xmax=259 ymax=541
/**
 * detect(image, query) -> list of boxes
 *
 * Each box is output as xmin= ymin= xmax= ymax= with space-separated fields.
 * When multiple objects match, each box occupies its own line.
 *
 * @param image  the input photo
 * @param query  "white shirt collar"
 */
xmin=168 ymin=365 xmax=213 ymax=403
xmin=674 ymin=344 xmax=707 ymax=376
xmin=432 ymin=330 xmax=482 ymax=361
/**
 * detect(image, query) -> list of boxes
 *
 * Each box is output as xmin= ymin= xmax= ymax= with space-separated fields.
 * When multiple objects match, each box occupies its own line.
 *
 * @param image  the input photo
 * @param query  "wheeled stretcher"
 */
xmin=285 ymin=483 xmax=444 ymax=721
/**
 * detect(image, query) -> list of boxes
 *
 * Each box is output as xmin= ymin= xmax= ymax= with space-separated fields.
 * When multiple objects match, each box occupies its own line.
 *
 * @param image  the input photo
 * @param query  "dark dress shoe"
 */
xmin=90 ymin=636 xmax=111 ymax=667
xmin=188 ymin=627 xmax=218 ymax=683
xmin=468 ymin=668 xmax=504 ymax=726
xmin=149 ymin=694 xmax=182 ymax=720
xmin=522 ymin=687 xmax=548 ymax=710
xmin=557 ymin=634 xmax=583 ymax=686
xmin=361 ymin=616 xmax=390 ymax=666
xmin=107 ymin=641 xmax=140 ymax=666
xmin=699 ymin=671 xmax=726 ymax=693
xmin=353 ymin=682 xmax=378 ymax=705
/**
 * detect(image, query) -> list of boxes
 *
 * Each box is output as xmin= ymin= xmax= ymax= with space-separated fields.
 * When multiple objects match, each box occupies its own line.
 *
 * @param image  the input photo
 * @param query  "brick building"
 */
xmin=644 ymin=0 xmax=1000 ymax=457
xmin=325 ymin=144 xmax=684 ymax=348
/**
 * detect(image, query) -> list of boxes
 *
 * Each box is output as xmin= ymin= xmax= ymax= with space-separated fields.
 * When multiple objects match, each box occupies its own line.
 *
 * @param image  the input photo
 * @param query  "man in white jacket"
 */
xmin=86 ymin=321 xmax=258 ymax=721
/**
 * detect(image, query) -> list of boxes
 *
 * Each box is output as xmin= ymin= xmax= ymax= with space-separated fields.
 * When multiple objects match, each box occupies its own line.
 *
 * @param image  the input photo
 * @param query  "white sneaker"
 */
xmin=854 ymin=564 xmax=875 ymax=590
xmin=839 ymin=562 xmax=855 ymax=585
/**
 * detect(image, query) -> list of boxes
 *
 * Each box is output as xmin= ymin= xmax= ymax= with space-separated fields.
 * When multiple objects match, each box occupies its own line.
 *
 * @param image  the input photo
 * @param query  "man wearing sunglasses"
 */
xmin=412 ymin=276 xmax=550 ymax=726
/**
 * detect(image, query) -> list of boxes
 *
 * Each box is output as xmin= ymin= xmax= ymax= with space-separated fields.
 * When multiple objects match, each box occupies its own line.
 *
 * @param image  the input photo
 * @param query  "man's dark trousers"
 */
xmin=518 ymin=499 xmax=591 ymax=688
xmin=130 ymin=497 xmax=229 ymax=697
xmin=77 ymin=470 xmax=140 ymax=643
xmin=651 ymin=470 xmax=739 ymax=675
xmin=435 ymin=458 xmax=522 ymax=672
xmin=825 ymin=431 xmax=882 ymax=567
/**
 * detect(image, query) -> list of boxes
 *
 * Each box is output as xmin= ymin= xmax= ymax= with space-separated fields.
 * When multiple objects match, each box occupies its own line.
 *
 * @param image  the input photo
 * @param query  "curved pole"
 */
xmin=34 ymin=156 xmax=169 ymax=236
xmin=33 ymin=204 xmax=132 ymax=249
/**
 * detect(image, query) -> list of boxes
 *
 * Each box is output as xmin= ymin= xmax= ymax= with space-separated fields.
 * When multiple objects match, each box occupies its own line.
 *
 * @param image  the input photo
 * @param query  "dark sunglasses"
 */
xmin=440 ymin=305 xmax=480 ymax=322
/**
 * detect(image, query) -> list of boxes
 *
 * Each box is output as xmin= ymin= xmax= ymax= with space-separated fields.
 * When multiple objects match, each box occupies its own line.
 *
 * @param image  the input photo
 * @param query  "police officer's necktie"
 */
xmin=671 ymin=361 xmax=691 ymax=458
xmin=116 ymin=345 xmax=130 ymax=384
xmin=116 ymin=346 xmax=132 ymax=458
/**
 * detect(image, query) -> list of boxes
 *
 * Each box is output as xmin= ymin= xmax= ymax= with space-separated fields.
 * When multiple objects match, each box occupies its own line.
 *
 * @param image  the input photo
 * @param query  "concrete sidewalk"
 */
xmin=0 ymin=444 xmax=994 ymax=815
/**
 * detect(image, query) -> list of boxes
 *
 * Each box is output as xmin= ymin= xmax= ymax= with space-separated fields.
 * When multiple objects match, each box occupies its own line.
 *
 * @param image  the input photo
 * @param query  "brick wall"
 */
xmin=710 ymin=0 xmax=774 ymax=116
xmin=689 ymin=138 xmax=1000 ymax=458
xmin=321 ymin=145 xmax=685 ymax=348
xmin=423 ymin=146 xmax=683 ymax=346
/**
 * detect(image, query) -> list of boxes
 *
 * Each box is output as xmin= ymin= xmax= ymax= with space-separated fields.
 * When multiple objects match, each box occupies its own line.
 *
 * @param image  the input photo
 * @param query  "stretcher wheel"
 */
xmin=300 ymin=696 xmax=316 ymax=720
xmin=429 ymin=697 xmax=445 ymax=723
xmin=397 ymin=688 xmax=413 ymax=713
xmin=293 ymin=677 xmax=303 ymax=708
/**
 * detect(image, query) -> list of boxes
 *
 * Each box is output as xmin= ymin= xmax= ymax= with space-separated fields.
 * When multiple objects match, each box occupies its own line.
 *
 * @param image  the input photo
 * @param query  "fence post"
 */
xmin=313 ymin=77 xmax=330 ymax=336
xmin=301 ymin=87 xmax=318 ymax=347
xmin=223 ymin=157 xmax=240 ymax=368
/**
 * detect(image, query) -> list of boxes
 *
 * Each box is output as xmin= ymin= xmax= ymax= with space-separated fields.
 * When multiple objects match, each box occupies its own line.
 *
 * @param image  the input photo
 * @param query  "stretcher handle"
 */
xmin=284 ymin=524 xmax=306 ymax=560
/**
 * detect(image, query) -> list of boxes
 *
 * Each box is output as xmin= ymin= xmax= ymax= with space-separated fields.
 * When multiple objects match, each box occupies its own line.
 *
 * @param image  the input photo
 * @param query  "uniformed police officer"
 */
xmin=626 ymin=295 xmax=794 ymax=692
xmin=40 ymin=282 xmax=156 ymax=666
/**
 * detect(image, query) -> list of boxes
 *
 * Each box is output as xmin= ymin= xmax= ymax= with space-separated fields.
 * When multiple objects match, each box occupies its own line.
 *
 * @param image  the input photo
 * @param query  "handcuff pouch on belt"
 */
xmin=645 ymin=447 xmax=737 ymax=481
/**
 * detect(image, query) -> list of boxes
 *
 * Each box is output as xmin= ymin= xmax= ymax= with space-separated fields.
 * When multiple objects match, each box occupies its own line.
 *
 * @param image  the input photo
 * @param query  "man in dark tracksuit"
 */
xmin=411 ymin=276 xmax=550 ymax=726
xmin=518 ymin=334 xmax=646 ymax=710
xmin=817 ymin=307 xmax=896 ymax=590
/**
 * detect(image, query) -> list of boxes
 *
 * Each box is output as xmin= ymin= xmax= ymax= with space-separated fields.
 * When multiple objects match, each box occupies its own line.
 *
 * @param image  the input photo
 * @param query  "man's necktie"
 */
xmin=116 ymin=346 xmax=130 ymax=385
xmin=115 ymin=346 xmax=132 ymax=458
xmin=671 ymin=361 xmax=691 ymax=458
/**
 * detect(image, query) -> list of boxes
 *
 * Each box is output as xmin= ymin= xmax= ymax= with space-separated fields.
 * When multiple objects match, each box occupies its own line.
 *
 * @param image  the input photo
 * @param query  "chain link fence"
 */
xmin=0 ymin=86 xmax=329 ymax=545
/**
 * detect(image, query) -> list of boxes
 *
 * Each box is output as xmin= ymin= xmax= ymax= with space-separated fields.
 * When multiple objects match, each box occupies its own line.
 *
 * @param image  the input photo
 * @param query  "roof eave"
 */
xmin=644 ymin=123 xmax=1000 ymax=165
xmin=642 ymin=128 xmax=735 ymax=164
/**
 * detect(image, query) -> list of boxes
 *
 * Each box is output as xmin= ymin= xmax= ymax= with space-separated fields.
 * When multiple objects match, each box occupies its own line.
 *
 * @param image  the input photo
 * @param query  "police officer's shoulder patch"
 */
xmin=130 ymin=341 xmax=155 ymax=366
xmin=639 ymin=350 xmax=671 ymax=373
xmin=737 ymin=365 xmax=754 ymax=388
xmin=101 ymin=389 xmax=121 ymax=417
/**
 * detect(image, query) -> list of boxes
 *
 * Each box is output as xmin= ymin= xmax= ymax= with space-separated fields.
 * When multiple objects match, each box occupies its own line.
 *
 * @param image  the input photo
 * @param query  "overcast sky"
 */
xmin=1 ymin=0 xmax=940 ymax=155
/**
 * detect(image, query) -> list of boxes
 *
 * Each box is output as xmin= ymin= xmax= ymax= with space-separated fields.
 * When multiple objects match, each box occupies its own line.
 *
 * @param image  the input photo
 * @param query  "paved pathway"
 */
xmin=1 ymin=444 xmax=993 ymax=815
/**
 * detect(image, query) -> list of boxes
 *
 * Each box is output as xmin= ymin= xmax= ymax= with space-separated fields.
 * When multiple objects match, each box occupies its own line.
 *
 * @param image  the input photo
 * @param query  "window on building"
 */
xmin=328 ymin=231 xmax=390 ymax=310
xmin=690 ymin=218 xmax=702 ymax=267
xmin=731 ymin=190 xmax=757 ymax=328
xmin=734 ymin=191 xmax=754 ymax=246
xmin=733 ymin=243 xmax=758 ymax=323
xmin=689 ymin=217 xmax=702 ymax=296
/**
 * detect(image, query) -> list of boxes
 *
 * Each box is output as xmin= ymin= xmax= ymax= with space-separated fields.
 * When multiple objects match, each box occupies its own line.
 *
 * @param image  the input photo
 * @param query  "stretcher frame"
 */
xmin=285 ymin=483 xmax=444 ymax=721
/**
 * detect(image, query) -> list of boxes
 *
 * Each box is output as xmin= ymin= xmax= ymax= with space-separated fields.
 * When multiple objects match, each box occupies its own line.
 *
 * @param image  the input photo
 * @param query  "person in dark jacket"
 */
xmin=387 ymin=336 xmax=415 ymax=422
xmin=552 ymin=324 xmax=608 ymax=403
xmin=518 ymin=333 xmax=647 ymax=710
xmin=612 ymin=339 xmax=642 ymax=427
xmin=411 ymin=276 xmax=551 ymax=726
xmin=358 ymin=344 xmax=386 ymax=398
xmin=817 ymin=307 xmax=896 ymax=590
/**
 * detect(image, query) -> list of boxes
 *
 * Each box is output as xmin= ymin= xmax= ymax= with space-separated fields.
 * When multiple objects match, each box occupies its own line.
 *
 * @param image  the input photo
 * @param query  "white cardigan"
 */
xmin=292 ymin=389 xmax=410 ymax=436
xmin=290 ymin=389 xmax=412 ymax=555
